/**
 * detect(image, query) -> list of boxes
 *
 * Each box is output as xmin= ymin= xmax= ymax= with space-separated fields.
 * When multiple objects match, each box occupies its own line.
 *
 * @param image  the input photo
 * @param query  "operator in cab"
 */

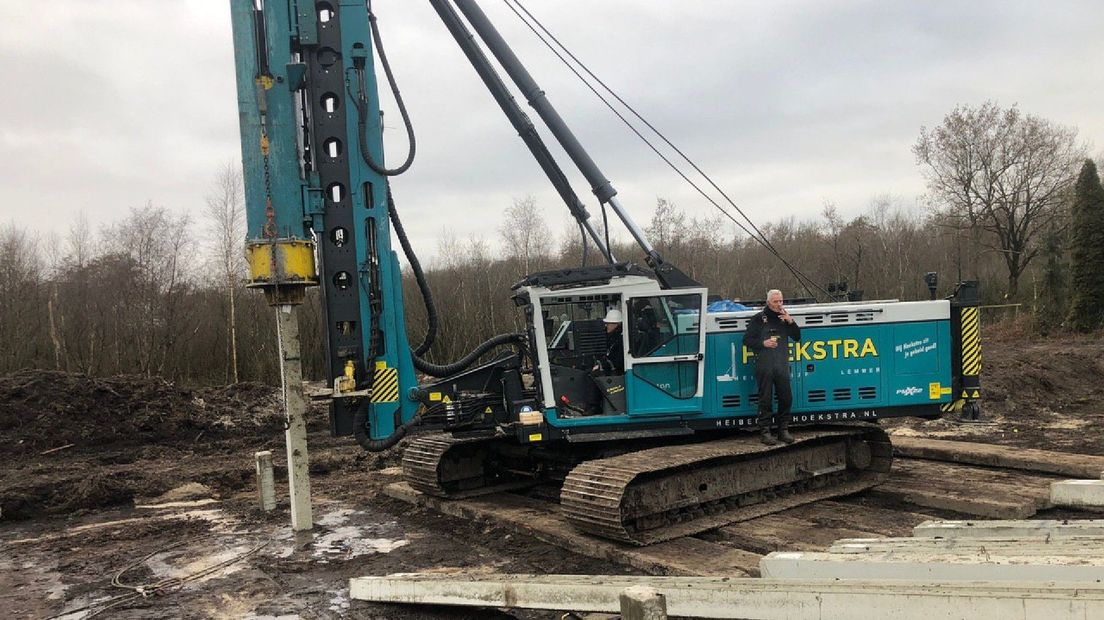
xmin=743 ymin=289 xmax=801 ymax=446
xmin=595 ymin=308 xmax=625 ymax=375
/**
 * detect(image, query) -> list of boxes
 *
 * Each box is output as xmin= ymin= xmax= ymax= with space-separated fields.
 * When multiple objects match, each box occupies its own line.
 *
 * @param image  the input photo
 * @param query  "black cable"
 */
xmin=502 ymin=0 xmax=827 ymax=299
xmin=350 ymin=6 xmax=416 ymax=176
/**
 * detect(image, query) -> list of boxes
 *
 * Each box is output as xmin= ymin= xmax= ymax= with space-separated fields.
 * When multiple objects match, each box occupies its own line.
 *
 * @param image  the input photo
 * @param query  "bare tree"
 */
xmin=499 ymin=196 xmax=550 ymax=274
xmin=101 ymin=203 xmax=196 ymax=376
xmin=0 ymin=224 xmax=47 ymax=372
xmin=913 ymin=102 xmax=1084 ymax=298
xmin=646 ymin=198 xmax=686 ymax=256
xmin=205 ymin=163 xmax=247 ymax=383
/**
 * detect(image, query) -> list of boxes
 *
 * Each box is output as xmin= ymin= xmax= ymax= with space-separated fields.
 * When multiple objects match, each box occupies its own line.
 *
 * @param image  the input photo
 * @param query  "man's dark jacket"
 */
xmin=742 ymin=307 xmax=801 ymax=371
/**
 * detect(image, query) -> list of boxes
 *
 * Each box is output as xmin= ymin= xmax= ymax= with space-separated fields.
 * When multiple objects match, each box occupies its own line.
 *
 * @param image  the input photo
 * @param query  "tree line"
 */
xmin=1 ymin=103 xmax=1102 ymax=386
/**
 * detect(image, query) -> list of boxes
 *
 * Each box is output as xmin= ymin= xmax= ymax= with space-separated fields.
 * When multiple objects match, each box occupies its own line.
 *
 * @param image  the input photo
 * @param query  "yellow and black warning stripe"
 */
xmin=960 ymin=306 xmax=981 ymax=376
xmin=371 ymin=366 xmax=400 ymax=403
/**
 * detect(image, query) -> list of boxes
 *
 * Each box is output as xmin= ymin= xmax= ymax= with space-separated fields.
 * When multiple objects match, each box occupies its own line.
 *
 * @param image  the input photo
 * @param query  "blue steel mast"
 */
xmin=229 ymin=0 xmax=418 ymax=442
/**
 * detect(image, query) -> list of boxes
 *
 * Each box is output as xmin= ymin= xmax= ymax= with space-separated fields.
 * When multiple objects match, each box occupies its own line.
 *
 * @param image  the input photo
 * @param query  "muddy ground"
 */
xmin=1 ymin=331 xmax=1102 ymax=618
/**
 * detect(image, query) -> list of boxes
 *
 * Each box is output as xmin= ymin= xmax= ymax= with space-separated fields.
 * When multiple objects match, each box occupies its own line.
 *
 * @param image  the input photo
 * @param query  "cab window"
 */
xmin=627 ymin=294 xmax=700 ymax=358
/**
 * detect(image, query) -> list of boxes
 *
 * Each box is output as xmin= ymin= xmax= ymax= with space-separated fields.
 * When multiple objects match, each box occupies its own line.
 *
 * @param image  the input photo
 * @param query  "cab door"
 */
xmin=623 ymin=290 xmax=707 ymax=416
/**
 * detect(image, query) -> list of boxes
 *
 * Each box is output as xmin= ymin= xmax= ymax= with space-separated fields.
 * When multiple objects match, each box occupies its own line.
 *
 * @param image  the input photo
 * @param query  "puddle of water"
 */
xmin=266 ymin=508 xmax=410 ymax=561
xmin=315 ymin=508 xmax=355 ymax=527
xmin=143 ymin=542 xmax=257 ymax=583
xmin=135 ymin=498 xmax=220 ymax=510
xmin=312 ymin=526 xmax=409 ymax=560
xmin=176 ymin=508 xmax=239 ymax=530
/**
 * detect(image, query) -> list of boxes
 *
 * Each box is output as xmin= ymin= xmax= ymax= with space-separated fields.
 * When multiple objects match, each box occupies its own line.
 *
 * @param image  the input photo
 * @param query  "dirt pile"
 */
xmin=0 ymin=370 xmax=287 ymax=454
xmin=885 ymin=332 xmax=1104 ymax=454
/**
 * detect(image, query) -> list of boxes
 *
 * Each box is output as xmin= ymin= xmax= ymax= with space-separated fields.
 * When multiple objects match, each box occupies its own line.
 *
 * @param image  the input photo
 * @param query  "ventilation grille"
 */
xmin=716 ymin=318 xmax=744 ymax=329
xmin=721 ymin=394 xmax=741 ymax=408
xmin=858 ymin=386 xmax=878 ymax=400
xmin=833 ymin=388 xmax=852 ymax=401
xmin=801 ymin=311 xmax=878 ymax=325
xmin=808 ymin=389 xmax=827 ymax=403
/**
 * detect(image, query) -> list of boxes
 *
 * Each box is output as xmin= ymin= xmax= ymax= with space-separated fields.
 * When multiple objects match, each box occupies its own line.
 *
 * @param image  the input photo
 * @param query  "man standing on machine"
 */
xmin=743 ymin=289 xmax=801 ymax=445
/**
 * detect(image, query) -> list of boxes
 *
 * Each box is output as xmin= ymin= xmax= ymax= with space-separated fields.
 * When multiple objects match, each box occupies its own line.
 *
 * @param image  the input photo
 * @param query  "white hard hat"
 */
xmin=604 ymin=308 xmax=623 ymax=323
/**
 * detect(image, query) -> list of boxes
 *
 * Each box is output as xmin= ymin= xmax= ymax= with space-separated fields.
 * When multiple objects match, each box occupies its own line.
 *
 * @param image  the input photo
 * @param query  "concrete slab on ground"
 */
xmin=829 ymin=536 xmax=1104 ymax=555
xmin=1051 ymin=480 xmax=1104 ymax=510
xmin=759 ymin=550 xmax=1104 ymax=581
xmin=914 ymin=519 xmax=1104 ymax=539
xmin=383 ymin=482 xmax=760 ymax=577
xmin=350 ymin=573 xmax=1104 ymax=619
xmin=891 ymin=437 xmax=1104 ymax=479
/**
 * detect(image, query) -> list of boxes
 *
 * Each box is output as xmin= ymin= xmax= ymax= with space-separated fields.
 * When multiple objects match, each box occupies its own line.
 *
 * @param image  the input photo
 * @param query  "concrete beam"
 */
xmin=350 ymin=574 xmax=1104 ymax=619
xmin=829 ymin=537 xmax=1104 ymax=555
xmin=760 ymin=551 xmax=1104 ymax=581
xmin=275 ymin=304 xmax=312 ymax=531
xmin=1051 ymin=480 xmax=1104 ymax=510
xmin=914 ymin=519 xmax=1104 ymax=539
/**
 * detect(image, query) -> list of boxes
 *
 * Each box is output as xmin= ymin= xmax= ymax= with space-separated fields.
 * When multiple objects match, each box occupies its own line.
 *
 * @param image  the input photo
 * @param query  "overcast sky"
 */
xmin=3 ymin=1 xmax=1102 ymax=263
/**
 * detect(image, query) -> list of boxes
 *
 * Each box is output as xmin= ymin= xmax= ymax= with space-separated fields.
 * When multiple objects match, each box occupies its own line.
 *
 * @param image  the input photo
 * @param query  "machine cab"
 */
xmin=523 ymin=271 xmax=707 ymax=425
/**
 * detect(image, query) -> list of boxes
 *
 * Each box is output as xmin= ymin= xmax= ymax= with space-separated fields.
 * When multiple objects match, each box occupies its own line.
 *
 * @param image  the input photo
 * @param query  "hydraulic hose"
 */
xmin=353 ymin=407 xmax=415 ymax=452
xmin=351 ymin=9 xmax=416 ymax=176
xmin=386 ymin=185 xmax=525 ymax=376
xmin=412 ymin=332 xmax=526 ymax=377
xmin=353 ymin=331 xmax=526 ymax=451
xmin=387 ymin=186 xmax=437 ymax=356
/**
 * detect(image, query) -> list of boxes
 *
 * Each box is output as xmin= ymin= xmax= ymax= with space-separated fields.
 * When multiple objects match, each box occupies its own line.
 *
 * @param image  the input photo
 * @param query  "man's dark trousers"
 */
xmin=755 ymin=365 xmax=792 ymax=430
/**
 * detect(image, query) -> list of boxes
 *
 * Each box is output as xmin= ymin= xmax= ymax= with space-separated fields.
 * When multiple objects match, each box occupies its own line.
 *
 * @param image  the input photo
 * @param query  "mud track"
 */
xmin=1 ymin=334 xmax=1101 ymax=618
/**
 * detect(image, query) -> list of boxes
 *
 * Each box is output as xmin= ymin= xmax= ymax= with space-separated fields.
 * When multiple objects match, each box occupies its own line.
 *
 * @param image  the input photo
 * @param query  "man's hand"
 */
xmin=780 ymin=310 xmax=794 ymax=324
xmin=763 ymin=338 xmax=778 ymax=349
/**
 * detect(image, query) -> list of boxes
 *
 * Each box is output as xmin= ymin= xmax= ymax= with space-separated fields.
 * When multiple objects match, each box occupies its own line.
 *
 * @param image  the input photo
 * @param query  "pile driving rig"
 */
xmin=230 ymin=0 xmax=982 ymax=544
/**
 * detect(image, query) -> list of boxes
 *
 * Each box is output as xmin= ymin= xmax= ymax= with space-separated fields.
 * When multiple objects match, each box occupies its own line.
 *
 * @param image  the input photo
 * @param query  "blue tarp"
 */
xmin=707 ymin=300 xmax=750 ymax=313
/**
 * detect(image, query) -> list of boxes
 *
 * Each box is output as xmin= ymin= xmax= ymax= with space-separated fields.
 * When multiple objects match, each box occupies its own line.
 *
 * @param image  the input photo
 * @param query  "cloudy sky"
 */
xmin=2 ymin=1 xmax=1102 ymax=263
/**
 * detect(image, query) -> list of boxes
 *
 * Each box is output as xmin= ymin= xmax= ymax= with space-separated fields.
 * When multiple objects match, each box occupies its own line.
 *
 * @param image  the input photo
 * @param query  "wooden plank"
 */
xmin=871 ymin=460 xmax=1056 ymax=518
xmin=892 ymin=437 xmax=1104 ymax=479
xmin=777 ymin=500 xmax=942 ymax=537
xmin=868 ymin=488 xmax=1035 ymax=519
xmin=350 ymin=573 xmax=1104 ymax=619
xmin=384 ymin=482 xmax=759 ymax=577
xmin=706 ymin=515 xmax=878 ymax=554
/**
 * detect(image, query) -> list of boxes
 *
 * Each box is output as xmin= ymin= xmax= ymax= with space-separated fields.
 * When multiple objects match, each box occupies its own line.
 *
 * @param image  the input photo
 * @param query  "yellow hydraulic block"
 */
xmin=246 ymin=238 xmax=318 ymax=305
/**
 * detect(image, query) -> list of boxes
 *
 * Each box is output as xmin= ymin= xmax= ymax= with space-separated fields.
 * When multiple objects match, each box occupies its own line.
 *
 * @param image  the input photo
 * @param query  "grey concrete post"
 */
xmin=275 ymin=304 xmax=312 ymax=531
xmin=619 ymin=585 xmax=667 ymax=620
xmin=255 ymin=450 xmax=276 ymax=511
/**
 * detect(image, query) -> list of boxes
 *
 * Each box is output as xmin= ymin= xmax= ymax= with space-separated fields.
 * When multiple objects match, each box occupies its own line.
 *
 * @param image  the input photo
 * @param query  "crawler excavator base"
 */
xmin=402 ymin=425 xmax=892 ymax=546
